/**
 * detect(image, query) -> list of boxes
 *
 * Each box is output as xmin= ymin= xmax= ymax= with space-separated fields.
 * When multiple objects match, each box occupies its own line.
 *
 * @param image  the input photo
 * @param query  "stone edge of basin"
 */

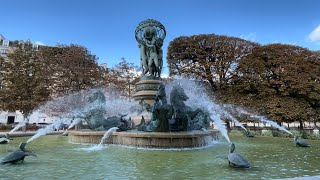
xmin=68 ymin=130 xmax=220 ymax=148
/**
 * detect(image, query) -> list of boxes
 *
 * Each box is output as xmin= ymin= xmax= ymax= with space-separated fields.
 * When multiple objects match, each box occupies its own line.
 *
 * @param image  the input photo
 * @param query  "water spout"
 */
xmin=236 ymin=107 xmax=293 ymax=135
xmin=27 ymin=120 xmax=63 ymax=143
xmin=98 ymin=127 xmax=119 ymax=146
xmin=77 ymin=127 xmax=119 ymax=152
xmin=9 ymin=122 xmax=26 ymax=134
xmin=210 ymin=114 xmax=231 ymax=143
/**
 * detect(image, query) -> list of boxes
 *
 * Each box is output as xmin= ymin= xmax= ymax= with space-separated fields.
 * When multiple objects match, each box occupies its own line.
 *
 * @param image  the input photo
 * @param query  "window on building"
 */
xmin=0 ymin=49 xmax=8 ymax=55
xmin=7 ymin=116 xmax=15 ymax=124
xmin=3 ymin=40 xmax=9 ymax=47
xmin=33 ymin=44 xmax=39 ymax=50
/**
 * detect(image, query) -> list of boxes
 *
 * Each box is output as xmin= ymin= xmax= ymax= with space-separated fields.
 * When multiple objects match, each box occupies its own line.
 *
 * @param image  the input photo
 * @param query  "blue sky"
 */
xmin=1 ymin=0 xmax=320 ymax=75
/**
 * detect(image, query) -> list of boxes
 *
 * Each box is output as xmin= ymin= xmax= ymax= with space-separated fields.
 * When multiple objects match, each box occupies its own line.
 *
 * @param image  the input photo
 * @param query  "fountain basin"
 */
xmin=69 ymin=130 xmax=219 ymax=148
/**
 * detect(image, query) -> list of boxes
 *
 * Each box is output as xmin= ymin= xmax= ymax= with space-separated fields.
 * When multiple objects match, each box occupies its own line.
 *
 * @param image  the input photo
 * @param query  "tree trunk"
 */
xmin=276 ymin=121 xmax=282 ymax=126
xmin=299 ymin=120 xmax=303 ymax=130
xmin=22 ymin=115 xmax=29 ymax=132
xmin=226 ymin=120 xmax=231 ymax=133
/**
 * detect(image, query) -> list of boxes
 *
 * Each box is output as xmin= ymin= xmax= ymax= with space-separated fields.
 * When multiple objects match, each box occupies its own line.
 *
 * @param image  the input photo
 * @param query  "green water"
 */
xmin=0 ymin=135 xmax=319 ymax=180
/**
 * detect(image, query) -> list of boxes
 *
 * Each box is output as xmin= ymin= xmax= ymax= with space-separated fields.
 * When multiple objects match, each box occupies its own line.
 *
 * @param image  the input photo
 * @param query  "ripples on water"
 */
xmin=0 ymin=135 xmax=319 ymax=180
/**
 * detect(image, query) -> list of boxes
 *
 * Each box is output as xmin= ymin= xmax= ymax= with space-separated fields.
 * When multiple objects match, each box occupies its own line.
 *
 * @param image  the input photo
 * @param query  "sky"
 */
xmin=1 ymin=0 xmax=320 ymax=75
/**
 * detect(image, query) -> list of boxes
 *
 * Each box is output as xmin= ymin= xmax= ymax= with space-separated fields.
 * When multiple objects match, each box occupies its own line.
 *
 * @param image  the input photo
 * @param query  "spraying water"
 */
xmin=68 ymin=119 xmax=81 ymax=130
xmin=77 ymin=127 xmax=119 ymax=152
xmin=240 ymin=109 xmax=292 ymax=135
xmin=210 ymin=114 xmax=231 ymax=143
xmin=27 ymin=120 xmax=63 ymax=143
xmin=9 ymin=122 xmax=26 ymax=134
xmin=170 ymin=79 xmax=291 ymax=136
xmin=98 ymin=127 xmax=119 ymax=145
xmin=28 ymin=87 xmax=138 ymax=144
xmin=220 ymin=108 xmax=247 ymax=131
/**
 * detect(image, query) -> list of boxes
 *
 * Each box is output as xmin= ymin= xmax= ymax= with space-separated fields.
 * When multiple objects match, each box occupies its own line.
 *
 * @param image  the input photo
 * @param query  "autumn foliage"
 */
xmin=168 ymin=35 xmax=320 ymax=126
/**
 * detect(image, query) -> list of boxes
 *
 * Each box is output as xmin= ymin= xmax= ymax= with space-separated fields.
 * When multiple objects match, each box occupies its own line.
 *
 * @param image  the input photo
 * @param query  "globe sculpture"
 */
xmin=132 ymin=19 xmax=166 ymax=109
xmin=135 ymin=19 xmax=166 ymax=77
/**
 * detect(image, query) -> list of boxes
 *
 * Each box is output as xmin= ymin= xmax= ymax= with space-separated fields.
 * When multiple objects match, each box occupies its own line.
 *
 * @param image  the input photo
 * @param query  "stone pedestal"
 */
xmin=132 ymin=76 xmax=162 ymax=106
xmin=131 ymin=76 xmax=162 ymax=126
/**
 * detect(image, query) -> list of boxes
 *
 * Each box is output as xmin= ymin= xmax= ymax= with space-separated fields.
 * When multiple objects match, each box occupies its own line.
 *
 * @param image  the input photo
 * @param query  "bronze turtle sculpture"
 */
xmin=228 ymin=142 xmax=250 ymax=168
xmin=294 ymin=136 xmax=310 ymax=147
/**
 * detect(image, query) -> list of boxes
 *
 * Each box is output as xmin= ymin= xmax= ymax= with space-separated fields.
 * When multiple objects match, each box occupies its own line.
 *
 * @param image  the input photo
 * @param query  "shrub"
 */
xmin=261 ymin=129 xmax=273 ymax=136
xmin=230 ymin=129 xmax=245 ymax=135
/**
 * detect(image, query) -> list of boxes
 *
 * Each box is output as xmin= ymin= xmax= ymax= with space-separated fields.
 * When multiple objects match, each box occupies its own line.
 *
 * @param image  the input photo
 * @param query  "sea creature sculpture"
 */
xmin=0 ymin=134 xmax=12 ymax=144
xmin=228 ymin=142 xmax=250 ymax=168
xmin=294 ymin=136 xmax=310 ymax=147
xmin=62 ymin=131 xmax=69 ymax=136
xmin=245 ymin=131 xmax=255 ymax=138
xmin=1 ymin=142 xmax=36 ymax=164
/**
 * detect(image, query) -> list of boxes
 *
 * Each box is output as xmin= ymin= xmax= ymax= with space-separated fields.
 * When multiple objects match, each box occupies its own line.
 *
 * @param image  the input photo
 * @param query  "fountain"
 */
xmin=1 ymin=19 xmax=318 ymax=179
xmin=3 ymin=19 xmax=295 ymax=150
xmin=68 ymin=84 xmax=220 ymax=148
xmin=68 ymin=19 xmax=292 ymax=148
xmin=68 ymin=19 xmax=222 ymax=148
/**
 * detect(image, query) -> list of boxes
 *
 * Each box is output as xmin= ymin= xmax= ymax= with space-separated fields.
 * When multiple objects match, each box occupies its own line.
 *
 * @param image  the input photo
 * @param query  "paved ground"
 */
xmin=0 ymin=131 xmax=63 ymax=137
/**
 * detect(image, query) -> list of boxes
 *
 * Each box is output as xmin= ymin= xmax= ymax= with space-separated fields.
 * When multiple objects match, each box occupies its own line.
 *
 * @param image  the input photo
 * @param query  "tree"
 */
xmin=0 ymin=42 xmax=50 ymax=127
xmin=167 ymin=34 xmax=259 ymax=91
xmin=224 ymin=44 xmax=320 ymax=127
xmin=38 ymin=44 xmax=104 ymax=97
xmin=315 ymin=50 xmax=320 ymax=60
xmin=0 ymin=56 xmax=5 ymax=92
xmin=110 ymin=58 xmax=139 ymax=98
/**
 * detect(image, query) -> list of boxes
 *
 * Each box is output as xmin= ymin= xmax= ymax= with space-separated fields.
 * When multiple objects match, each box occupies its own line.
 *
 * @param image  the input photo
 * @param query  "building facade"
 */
xmin=0 ymin=34 xmax=40 ymax=58
xmin=0 ymin=34 xmax=50 ymax=125
xmin=0 ymin=110 xmax=54 ymax=125
xmin=0 ymin=34 xmax=10 ymax=57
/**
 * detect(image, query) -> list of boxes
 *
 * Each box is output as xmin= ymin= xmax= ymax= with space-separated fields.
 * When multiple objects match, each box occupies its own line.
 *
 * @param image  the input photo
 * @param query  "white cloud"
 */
xmin=308 ymin=25 xmax=320 ymax=42
xmin=34 ymin=41 xmax=45 ymax=45
xmin=240 ymin=33 xmax=256 ymax=42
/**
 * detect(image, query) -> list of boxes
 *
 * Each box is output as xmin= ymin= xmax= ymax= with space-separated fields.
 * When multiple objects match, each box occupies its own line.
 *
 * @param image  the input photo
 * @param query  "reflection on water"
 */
xmin=0 ymin=135 xmax=319 ymax=180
